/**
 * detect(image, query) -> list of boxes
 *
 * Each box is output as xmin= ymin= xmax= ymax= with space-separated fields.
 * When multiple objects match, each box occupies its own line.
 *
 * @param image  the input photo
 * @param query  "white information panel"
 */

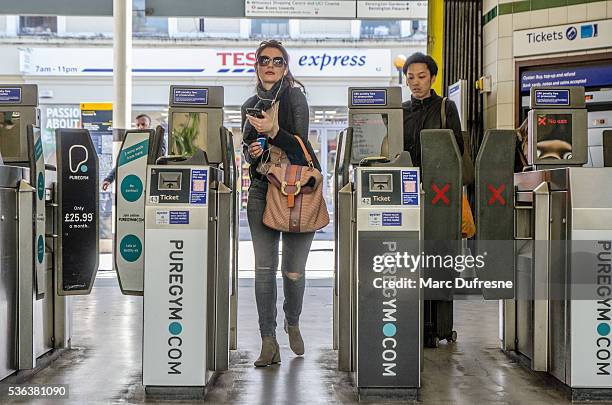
xmin=570 ymin=229 xmax=612 ymax=388
xmin=357 ymin=1 xmax=427 ymax=19
xmin=115 ymin=131 xmax=151 ymax=294
xmin=245 ymin=0 xmax=356 ymax=18
xmin=448 ymin=80 xmax=467 ymax=132
xmin=143 ymin=228 xmax=208 ymax=386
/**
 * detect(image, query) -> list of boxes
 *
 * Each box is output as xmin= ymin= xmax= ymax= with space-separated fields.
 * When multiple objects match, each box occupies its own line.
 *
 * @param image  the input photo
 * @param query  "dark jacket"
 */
xmin=242 ymin=86 xmax=320 ymax=182
xmin=402 ymin=89 xmax=464 ymax=167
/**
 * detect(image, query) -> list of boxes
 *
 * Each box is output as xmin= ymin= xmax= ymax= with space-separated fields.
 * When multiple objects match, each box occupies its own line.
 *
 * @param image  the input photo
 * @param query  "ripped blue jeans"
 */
xmin=247 ymin=178 xmax=315 ymax=338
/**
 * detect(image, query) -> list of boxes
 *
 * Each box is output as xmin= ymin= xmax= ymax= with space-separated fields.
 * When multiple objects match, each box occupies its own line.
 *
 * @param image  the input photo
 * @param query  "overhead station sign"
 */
xmin=357 ymin=1 xmax=427 ymax=19
xmin=245 ymin=0 xmax=355 ymax=18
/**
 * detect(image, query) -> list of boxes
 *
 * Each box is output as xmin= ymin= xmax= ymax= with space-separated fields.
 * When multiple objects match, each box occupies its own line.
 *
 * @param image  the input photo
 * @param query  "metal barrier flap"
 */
xmin=420 ymin=129 xmax=462 ymax=300
xmin=115 ymin=129 xmax=156 ymax=295
xmin=475 ymin=129 xmax=515 ymax=300
xmin=27 ymin=125 xmax=47 ymax=297
xmin=56 ymin=128 xmax=99 ymax=295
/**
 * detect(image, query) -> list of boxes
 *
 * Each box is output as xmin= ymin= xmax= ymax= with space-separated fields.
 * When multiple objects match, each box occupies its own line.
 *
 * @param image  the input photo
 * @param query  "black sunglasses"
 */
xmin=257 ymin=55 xmax=286 ymax=67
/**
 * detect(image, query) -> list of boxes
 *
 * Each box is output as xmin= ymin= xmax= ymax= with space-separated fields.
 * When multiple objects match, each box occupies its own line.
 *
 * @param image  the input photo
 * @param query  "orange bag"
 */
xmin=461 ymin=192 xmax=476 ymax=239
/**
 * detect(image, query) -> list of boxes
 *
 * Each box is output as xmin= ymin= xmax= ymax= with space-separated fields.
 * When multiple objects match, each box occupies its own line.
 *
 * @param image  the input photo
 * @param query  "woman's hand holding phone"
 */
xmin=247 ymin=109 xmax=276 ymax=137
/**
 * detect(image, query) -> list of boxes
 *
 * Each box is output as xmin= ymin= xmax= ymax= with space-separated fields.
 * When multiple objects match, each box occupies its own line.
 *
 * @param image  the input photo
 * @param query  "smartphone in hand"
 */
xmin=246 ymin=107 xmax=264 ymax=119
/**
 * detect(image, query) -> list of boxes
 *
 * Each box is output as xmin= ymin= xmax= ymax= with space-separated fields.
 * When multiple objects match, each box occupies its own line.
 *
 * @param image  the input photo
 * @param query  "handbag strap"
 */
xmin=293 ymin=135 xmax=314 ymax=168
xmin=440 ymin=97 xmax=447 ymax=129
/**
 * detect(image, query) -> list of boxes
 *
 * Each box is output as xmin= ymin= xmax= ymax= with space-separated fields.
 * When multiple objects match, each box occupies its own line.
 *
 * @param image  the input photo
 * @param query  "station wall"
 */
xmin=482 ymin=0 xmax=612 ymax=130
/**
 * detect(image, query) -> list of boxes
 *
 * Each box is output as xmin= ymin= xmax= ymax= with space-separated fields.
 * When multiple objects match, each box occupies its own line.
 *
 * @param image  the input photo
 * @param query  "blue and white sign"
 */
xmin=0 ymin=87 xmax=21 ymax=103
xmin=448 ymin=80 xmax=467 ymax=131
xmin=401 ymin=170 xmax=419 ymax=205
xmin=190 ymin=169 xmax=208 ymax=205
xmin=521 ymin=65 xmax=612 ymax=92
xmin=352 ymin=89 xmax=387 ymax=106
xmin=514 ymin=19 xmax=612 ymax=57
xmin=173 ymin=88 xmax=208 ymax=105
xmin=534 ymin=89 xmax=570 ymax=106
xmin=169 ymin=210 xmax=189 ymax=225
xmin=382 ymin=212 xmax=402 ymax=226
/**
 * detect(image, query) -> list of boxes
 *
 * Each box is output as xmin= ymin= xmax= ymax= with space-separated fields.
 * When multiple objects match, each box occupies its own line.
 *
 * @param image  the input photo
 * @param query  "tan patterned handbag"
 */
xmin=263 ymin=135 xmax=330 ymax=233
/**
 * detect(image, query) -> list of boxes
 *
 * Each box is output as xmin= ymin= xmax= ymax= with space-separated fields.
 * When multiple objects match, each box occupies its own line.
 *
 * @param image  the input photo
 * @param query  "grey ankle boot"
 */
xmin=254 ymin=336 xmax=281 ymax=367
xmin=284 ymin=319 xmax=305 ymax=356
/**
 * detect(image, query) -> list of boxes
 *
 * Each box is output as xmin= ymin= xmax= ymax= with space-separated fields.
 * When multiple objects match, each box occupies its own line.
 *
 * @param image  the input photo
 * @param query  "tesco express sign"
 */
xmin=20 ymin=48 xmax=392 ymax=77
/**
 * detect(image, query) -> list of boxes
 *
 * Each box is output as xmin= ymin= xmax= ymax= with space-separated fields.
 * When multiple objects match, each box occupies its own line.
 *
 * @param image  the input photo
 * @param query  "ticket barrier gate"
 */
xmin=495 ymin=87 xmax=612 ymax=400
xmin=335 ymin=87 xmax=422 ymax=398
xmin=168 ymin=85 xmax=238 ymax=372
xmin=116 ymin=85 xmax=237 ymax=395
xmin=335 ymin=87 xmax=405 ymax=375
xmin=0 ymin=84 xmax=100 ymax=381
xmin=143 ymin=151 xmax=212 ymax=395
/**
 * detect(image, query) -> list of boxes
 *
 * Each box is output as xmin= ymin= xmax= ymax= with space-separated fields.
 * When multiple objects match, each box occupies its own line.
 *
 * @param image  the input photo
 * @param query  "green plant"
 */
xmin=172 ymin=112 xmax=200 ymax=156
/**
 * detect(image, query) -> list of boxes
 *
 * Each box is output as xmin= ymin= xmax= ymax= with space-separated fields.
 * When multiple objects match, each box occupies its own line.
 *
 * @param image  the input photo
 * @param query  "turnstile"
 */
xmin=115 ymin=85 xmax=237 ymax=395
xmin=168 ymin=86 xmax=237 ymax=373
xmin=334 ymin=87 xmax=468 ymax=398
xmin=336 ymin=87 xmax=405 ymax=374
xmin=335 ymin=87 xmax=423 ymax=398
xmin=0 ymin=84 xmax=100 ymax=381
xmin=143 ymin=154 xmax=211 ymax=393
xmin=354 ymin=159 xmax=422 ymax=399
xmin=500 ymin=87 xmax=612 ymax=400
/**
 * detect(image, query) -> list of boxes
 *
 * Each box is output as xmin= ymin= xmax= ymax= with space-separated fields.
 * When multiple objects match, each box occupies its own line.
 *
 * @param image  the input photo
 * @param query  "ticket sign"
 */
xmin=115 ymin=130 xmax=155 ymax=295
xmin=27 ymin=125 xmax=47 ymax=296
xmin=352 ymin=89 xmax=387 ymax=106
xmin=0 ymin=87 xmax=21 ymax=103
xmin=172 ymin=88 xmax=209 ymax=106
xmin=56 ymin=129 xmax=99 ymax=295
xmin=534 ymin=89 xmax=570 ymax=106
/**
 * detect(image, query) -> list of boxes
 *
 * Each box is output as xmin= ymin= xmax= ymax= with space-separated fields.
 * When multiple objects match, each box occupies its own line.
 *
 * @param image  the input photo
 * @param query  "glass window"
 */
xmin=133 ymin=0 xmax=168 ymax=36
xmin=360 ymin=20 xmax=401 ymax=39
xmin=351 ymin=113 xmax=389 ymax=163
xmin=0 ymin=111 xmax=22 ymax=160
xmin=299 ymin=19 xmax=351 ymax=38
xmin=19 ymin=16 xmax=57 ymax=35
xmin=170 ymin=112 xmax=208 ymax=157
xmin=251 ymin=19 xmax=289 ymax=38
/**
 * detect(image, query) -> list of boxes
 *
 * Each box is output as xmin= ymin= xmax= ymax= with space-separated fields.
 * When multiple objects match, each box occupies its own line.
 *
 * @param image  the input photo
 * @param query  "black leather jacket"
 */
xmin=402 ymin=89 xmax=464 ymax=167
xmin=242 ymin=86 xmax=321 ymax=182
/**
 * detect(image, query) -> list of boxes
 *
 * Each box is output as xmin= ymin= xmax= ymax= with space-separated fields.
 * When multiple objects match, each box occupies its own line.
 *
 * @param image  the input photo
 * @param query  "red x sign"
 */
xmin=537 ymin=116 xmax=547 ymax=126
xmin=432 ymin=183 xmax=450 ymax=205
xmin=487 ymin=183 xmax=506 ymax=206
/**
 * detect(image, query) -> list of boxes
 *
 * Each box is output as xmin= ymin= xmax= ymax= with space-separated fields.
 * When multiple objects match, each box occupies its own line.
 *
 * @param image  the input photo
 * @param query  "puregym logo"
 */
xmin=167 ymin=240 xmax=185 ymax=375
xmin=380 ymin=241 xmax=398 ymax=377
xmin=595 ymin=241 xmax=612 ymax=375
